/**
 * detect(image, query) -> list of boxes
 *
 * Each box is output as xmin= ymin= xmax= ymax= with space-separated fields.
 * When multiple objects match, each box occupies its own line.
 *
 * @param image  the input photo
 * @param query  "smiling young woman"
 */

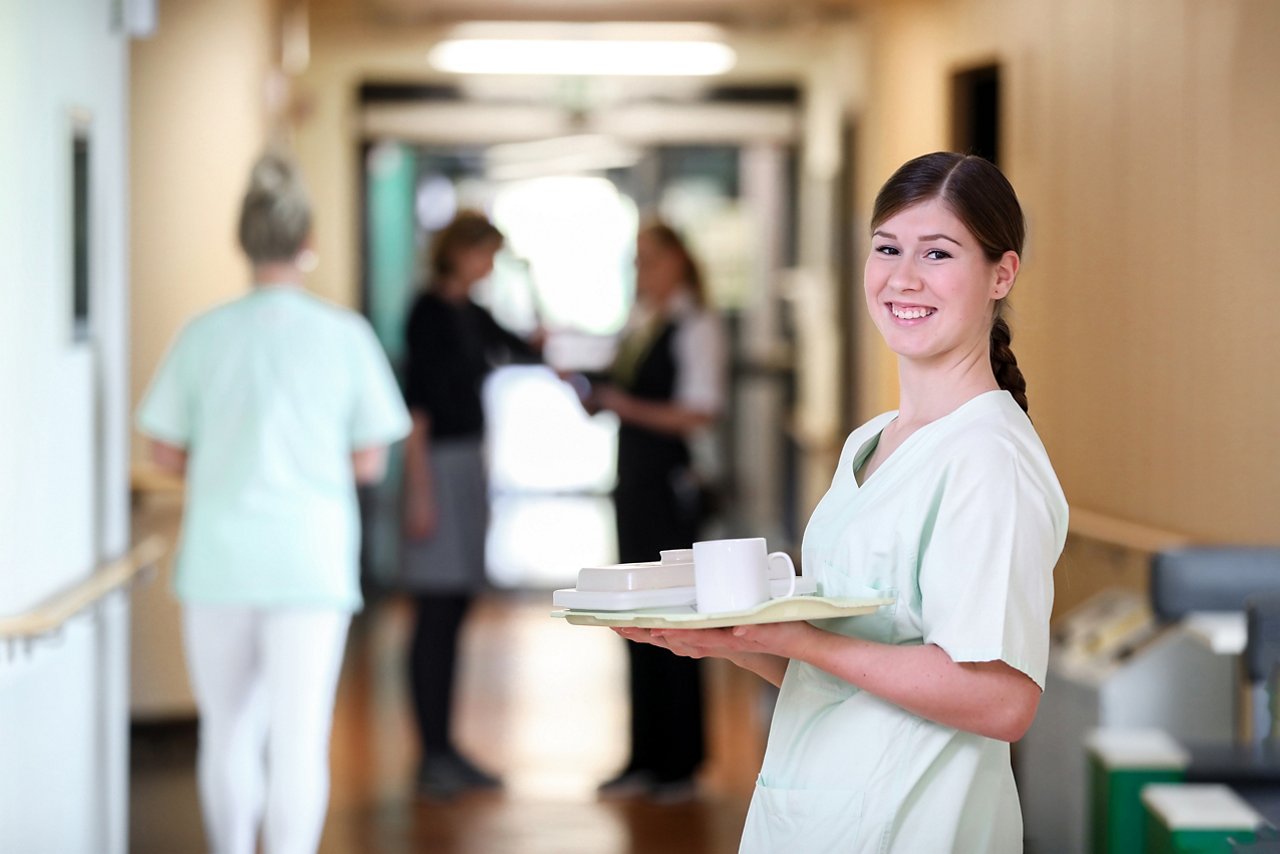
xmin=613 ymin=152 xmax=1067 ymax=852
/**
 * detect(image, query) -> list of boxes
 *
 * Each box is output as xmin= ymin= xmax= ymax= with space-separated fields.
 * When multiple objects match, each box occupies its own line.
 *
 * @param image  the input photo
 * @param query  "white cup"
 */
xmin=692 ymin=537 xmax=797 ymax=614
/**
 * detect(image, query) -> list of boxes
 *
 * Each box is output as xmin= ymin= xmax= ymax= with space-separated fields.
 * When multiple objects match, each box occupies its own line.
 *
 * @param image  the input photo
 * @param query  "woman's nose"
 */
xmin=887 ymin=268 xmax=921 ymax=292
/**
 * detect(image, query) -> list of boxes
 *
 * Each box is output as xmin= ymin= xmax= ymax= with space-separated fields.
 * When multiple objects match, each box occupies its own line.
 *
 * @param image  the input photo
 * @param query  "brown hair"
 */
xmin=238 ymin=151 xmax=312 ymax=264
xmin=428 ymin=210 xmax=503 ymax=286
xmin=639 ymin=219 xmax=708 ymax=308
xmin=870 ymin=152 xmax=1029 ymax=413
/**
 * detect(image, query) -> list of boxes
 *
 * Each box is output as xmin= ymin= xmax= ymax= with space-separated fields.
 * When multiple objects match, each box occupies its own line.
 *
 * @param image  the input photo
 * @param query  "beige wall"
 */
xmin=852 ymin=0 xmax=1280 ymax=544
xmin=130 ymin=0 xmax=277 ymax=461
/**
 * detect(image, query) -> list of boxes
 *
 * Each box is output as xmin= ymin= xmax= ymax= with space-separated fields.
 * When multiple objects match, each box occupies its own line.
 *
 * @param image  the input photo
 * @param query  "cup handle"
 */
xmin=767 ymin=552 xmax=797 ymax=599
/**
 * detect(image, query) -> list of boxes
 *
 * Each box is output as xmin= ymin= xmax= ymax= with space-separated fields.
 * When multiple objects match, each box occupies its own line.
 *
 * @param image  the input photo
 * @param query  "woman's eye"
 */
xmin=924 ymin=249 xmax=952 ymax=260
xmin=874 ymin=244 xmax=900 ymax=256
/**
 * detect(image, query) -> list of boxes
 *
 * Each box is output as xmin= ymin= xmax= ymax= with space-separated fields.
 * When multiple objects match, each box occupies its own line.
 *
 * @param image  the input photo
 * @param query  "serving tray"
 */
xmin=553 ymin=594 xmax=894 ymax=630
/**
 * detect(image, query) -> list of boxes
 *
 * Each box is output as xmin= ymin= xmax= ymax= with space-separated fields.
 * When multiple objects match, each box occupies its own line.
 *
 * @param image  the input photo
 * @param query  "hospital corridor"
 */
xmin=4 ymin=0 xmax=1280 ymax=852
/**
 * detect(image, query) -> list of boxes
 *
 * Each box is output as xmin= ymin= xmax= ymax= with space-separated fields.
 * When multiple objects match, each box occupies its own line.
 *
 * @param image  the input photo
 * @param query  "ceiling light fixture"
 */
xmin=428 ymin=22 xmax=736 ymax=77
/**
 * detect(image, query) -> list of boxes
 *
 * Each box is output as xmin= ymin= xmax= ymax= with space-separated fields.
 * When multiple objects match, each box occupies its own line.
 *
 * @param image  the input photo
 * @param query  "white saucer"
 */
xmin=553 ymin=576 xmax=818 ymax=611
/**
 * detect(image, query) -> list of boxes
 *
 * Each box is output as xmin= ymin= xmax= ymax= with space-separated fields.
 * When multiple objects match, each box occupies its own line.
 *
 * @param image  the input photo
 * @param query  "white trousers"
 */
xmin=182 ymin=604 xmax=351 ymax=854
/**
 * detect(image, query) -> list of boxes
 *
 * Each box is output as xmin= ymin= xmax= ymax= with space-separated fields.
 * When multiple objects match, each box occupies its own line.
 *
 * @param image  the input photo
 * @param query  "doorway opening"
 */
xmin=951 ymin=63 xmax=1001 ymax=166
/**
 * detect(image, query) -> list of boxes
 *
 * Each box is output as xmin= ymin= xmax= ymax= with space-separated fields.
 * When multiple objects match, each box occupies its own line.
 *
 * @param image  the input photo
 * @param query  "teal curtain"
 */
xmin=362 ymin=143 xmax=418 ymax=589
xmin=366 ymin=143 xmax=418 ymax=365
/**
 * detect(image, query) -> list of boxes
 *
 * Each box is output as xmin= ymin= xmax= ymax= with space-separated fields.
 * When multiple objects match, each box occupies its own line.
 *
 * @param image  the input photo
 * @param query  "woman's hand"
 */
xmin=613 ymin=621 xmax=816 ymax=686
xmin=636 ymin=621 xmax=813 ymax=657
xmin=593 ymin=385 xmax=715 ymax=436
xmin=593 ymin=385 xmax=631 ymax=419
xmin=613 ymin=626 xmax=738 ymax=659
xmin=403 ymin=492 xmax=438 ymax=540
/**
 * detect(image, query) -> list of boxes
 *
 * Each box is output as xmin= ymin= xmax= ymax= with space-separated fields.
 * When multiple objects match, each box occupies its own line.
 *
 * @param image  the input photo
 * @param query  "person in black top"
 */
xmin=592 ymin=220 xmax=728 ymax=800
xmin=401 ymin=210 xmax=540 ymax=798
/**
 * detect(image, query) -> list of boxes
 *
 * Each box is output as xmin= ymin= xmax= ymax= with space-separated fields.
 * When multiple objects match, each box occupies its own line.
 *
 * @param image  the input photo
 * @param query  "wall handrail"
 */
xmin=1067 ymin=506 xmax=1195 ymax=555
xmin=0 ymin=535 xmax=167 ymax=640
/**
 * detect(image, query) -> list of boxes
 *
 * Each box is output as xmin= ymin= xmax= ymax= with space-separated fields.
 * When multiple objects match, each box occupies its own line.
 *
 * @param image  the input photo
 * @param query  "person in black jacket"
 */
xmin=592 ymin=220 xmax=728 ymax=800
xmin=400 ymin=210 xmax=540 ymax=798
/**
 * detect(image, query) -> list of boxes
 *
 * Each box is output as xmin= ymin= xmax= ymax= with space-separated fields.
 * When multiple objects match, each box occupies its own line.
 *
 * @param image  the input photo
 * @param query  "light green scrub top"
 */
xmin=136 ymin=286 xmax=411 ymax=611
xmin=741 ymin=391 xmax=1068 ymax=853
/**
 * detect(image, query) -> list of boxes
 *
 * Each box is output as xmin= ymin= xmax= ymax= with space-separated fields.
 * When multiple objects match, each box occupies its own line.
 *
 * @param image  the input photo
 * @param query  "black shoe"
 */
xmin=452 ymin=752 xmax=501 ymax=789
xmin=649 ymin=776 xmax=698 ymax=804
xmin=597 ymin=767 xmax=655 ymax=798
xmin=417 ymin=751 xmax=501 ymax=800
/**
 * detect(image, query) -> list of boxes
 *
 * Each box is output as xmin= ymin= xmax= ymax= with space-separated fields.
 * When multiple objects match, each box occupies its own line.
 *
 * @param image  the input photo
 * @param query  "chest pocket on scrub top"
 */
xmin=816 ymin=533 xmax=901 ymax=645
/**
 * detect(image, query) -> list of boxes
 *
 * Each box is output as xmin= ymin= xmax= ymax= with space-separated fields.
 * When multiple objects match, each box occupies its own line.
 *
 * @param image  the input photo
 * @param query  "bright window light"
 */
xmin=429 ymin=38 xmax=736 ymax=77
xmin=490 ymin=175 xmax=637 ymax=334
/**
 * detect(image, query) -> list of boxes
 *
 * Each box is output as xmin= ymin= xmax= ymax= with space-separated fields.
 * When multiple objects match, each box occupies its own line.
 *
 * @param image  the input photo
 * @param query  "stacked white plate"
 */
xmin=553 ymin=549 xmax=816 ymax=612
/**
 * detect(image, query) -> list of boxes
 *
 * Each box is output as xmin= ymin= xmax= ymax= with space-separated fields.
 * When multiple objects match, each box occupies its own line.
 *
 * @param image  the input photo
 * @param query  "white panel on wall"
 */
xmin=0 ymin=1 xmax=132 ymax=852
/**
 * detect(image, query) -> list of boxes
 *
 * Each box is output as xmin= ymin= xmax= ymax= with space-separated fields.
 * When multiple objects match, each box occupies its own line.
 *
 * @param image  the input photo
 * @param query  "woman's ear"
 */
xmin=991 ymin=250 xmax=1020 ymax=300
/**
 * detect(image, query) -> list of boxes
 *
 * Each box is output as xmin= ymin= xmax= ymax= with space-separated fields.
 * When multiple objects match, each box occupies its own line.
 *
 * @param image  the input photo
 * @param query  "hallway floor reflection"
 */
xmin=130 ymin=569 xmax=761 ymax=853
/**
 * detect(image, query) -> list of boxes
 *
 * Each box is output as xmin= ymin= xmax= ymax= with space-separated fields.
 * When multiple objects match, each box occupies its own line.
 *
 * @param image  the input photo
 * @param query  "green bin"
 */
xmin=1088 ymin=728 xmax=1190 ymax=853
xmin=1141 ymin=783 xmax=1263 ymax=853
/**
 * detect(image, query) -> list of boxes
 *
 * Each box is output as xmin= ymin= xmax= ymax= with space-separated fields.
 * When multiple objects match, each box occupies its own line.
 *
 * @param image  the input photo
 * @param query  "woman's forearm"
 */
xmin=648 ymin=618 xmax=1041 ymax=740
xmin=402 ymin=411 xmax=438 ymax=538
xmin=403 ymin=412 xmax=433 ymax=493
xmin=793 ymin=632 xmax=1040 ymax=742
xmin=600 ymin=388 xmax=715 ymax=437
xmin=727 ymin=652 xmax=789 ymax=687
xmin=351 ymin=446 xmax=388 ymax=484
xmin=150 ymin=440 xmax=188 ymax=477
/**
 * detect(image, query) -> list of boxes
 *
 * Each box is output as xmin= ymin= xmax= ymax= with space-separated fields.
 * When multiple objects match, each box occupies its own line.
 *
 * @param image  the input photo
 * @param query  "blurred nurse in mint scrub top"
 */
xmin=615 ymin=153 xmax=1068 ymax=852
xmin=136 ymin=151 xmax=410 ymax=854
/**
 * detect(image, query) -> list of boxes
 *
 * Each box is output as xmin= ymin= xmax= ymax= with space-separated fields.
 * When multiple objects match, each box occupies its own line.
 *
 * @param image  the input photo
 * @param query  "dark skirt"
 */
xmin=400 ymin=437 xmax=488 ymax=594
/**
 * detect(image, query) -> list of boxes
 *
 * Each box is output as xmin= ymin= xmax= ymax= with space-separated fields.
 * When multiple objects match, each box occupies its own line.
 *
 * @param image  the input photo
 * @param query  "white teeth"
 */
xmin=892 ymin=306 xmax=933 ymax=320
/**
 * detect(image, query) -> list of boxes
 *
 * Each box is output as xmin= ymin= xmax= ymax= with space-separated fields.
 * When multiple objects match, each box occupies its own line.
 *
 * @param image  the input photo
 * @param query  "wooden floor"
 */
xmin=129 ymin=592 xmax=770 ymax=853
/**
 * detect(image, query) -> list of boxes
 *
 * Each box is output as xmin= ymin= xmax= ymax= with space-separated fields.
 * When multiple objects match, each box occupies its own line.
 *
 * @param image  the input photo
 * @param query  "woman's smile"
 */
xmin=889 ymin=303 xmax=936 ymax=322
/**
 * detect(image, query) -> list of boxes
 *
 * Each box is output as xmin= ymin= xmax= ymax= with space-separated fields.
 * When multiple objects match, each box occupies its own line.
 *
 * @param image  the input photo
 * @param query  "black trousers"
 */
xmin=614 ymin=462 xmax=706 ymax=782
xmin=408 ymin=592 xmax=471 ymax=756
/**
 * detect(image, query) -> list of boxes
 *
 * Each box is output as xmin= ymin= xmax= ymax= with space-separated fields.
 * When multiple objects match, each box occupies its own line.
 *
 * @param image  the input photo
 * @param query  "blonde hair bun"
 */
xmin=238 ymin=150 xmax=312 ymax=264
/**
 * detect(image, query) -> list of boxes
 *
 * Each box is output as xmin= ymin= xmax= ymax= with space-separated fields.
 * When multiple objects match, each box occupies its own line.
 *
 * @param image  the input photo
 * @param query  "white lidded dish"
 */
xmin=575 ymin=555 xmax=797 ymax=593
xmin=575 ymin=561 xmax=694 ymax=592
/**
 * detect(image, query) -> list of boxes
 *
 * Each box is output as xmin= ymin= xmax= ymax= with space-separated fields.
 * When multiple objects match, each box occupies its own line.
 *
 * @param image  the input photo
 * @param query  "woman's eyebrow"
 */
xmin=871 ymin=230 xmax=963 ymax=246
xmin=920 ymin=233 xmax=962 ymax=245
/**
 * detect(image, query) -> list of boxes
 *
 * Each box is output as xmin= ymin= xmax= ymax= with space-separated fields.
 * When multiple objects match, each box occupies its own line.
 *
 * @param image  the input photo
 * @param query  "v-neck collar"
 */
xmin=851 ymin=430 xmax=883 ymax=487
xmin=849 ymin=390 xmax=1009 ymax=491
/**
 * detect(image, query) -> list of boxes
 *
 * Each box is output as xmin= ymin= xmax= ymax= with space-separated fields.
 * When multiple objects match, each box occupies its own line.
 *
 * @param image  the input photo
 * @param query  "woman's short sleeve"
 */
xmin=917 ymin=435 xmax=1066 ymax=689
xmin=136 ymin=328 xmax=195 ymax=446
xmin=348 ymin=319 xmax=412 ymax=449
xmin=672 ymin=310 xmax=727 ymax=415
